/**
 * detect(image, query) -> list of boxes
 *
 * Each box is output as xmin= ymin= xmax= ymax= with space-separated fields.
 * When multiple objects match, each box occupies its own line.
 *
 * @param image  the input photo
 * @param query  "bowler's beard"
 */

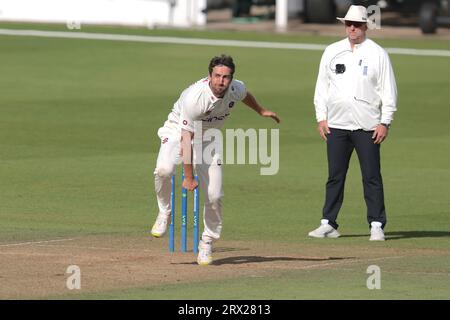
xmin=211 ymin=84 xmax=227 ymax=98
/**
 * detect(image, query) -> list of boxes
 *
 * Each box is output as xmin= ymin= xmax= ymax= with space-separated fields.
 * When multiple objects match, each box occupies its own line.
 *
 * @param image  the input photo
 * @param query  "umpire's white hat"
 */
xmin=337 ymin=5 xmax=368 ymax=23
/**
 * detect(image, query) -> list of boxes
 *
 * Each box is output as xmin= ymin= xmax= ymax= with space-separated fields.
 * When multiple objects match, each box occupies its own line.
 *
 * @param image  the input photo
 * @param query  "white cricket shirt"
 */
xmin=314 ymin=38 xmax=398 ymax=131
xmin=166 ymin=77 xmax=247 ymax=132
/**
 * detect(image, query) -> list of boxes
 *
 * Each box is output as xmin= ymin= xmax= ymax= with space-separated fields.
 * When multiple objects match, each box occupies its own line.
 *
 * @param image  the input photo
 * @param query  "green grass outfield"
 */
xmin=0 ymin=23 xmax=449 ymax=300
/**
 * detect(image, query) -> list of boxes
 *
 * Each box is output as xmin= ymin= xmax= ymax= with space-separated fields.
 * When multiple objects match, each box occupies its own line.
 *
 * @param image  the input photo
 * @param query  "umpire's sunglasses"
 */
xmin=345 ymin=20 xmax=365 ymax=28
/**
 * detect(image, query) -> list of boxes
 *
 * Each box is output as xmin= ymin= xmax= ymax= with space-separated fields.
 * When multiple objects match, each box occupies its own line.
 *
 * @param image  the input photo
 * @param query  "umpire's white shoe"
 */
xmin=151 ymin=212 xmax=171 ymax=238
xmin=308 ymin=219 xmax=340 ymax=238
xmin=197 ymin=240 xmax=213 ymax=266
xmin=369 ymin=222 xmax=385 ymax=241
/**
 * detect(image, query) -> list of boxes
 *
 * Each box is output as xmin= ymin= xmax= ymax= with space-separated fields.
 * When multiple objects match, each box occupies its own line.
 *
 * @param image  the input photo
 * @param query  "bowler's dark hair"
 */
xmin=208 ymin=55 xmax=235 ymax=76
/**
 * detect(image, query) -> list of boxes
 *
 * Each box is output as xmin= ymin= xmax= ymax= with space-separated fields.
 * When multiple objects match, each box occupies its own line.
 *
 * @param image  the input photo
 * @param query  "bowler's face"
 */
xmin=208 ymin=65 xmax=233 ymax=98
xmin=345 ymin=21 xmax=367 ymax=44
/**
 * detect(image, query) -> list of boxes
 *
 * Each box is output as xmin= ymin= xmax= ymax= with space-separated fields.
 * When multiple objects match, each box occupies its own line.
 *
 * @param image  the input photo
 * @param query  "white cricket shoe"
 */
xmin=151 ymin=212 xmax=171 ymax=238
xmin=369 ymin=222 xmax=385 ymax=241
xmin=197 ymin=240 xmax=213 ymax=266
xmin=308 ymin=219 xmax=340 ymax=238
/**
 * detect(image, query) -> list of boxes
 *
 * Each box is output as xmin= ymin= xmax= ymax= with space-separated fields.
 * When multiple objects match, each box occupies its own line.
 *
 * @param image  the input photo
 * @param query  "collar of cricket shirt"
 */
xmin=349 ymin=37 xmax=368 ymax=50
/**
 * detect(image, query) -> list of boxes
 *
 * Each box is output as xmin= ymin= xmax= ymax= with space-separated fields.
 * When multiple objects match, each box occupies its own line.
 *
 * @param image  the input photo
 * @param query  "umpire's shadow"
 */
xmin=212 ymin=255 xmax=351 ymax=266
xmin=340 ymin=231 xmax=450 ymax=240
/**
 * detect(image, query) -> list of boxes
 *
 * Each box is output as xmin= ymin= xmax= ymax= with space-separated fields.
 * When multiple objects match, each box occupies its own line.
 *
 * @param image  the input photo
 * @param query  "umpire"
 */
xmin=308 ymin=5 xmax=398 ymax=241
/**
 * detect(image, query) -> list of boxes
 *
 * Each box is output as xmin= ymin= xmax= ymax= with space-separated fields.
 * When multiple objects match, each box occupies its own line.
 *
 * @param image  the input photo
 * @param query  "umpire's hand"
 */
xmin=372 ymin=124 xmax=389 ymax=144
xmin=318 ymin=120 xmax=330 ymax=141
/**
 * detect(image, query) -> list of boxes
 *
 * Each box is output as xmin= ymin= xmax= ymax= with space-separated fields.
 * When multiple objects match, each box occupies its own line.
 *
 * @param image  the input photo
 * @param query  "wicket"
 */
xmin=169 ymin=167 xmax=200 ymax=253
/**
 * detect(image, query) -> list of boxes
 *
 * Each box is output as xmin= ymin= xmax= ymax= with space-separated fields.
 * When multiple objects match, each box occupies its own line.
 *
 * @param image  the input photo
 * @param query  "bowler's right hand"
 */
xmin=318 ymin=120 xmax=330 ymax=141
xmin=182 ymin=177 xmax=198 ymax=191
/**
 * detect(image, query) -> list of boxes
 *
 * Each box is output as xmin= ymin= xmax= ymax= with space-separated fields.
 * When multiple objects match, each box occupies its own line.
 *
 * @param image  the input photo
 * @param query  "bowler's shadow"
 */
xmin=340 ymin=231 xmax=450 ymax=240
xmin=173 ymin=255 xmax=353 ymax=266
xmin=212 ymin=255 xmax=352 ymax=266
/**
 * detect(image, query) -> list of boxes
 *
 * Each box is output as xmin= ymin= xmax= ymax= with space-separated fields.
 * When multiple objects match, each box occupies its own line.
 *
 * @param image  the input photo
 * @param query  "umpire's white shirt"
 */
xmin=314 ymin=38 xmax=398 ymax=131
xmin=166 ymin=77 xmax=247 ymax=132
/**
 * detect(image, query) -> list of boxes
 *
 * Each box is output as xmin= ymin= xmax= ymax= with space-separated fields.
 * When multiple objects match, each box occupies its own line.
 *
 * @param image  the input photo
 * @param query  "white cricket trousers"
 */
xmin=154 ymin=124 xmax=224 ymax=242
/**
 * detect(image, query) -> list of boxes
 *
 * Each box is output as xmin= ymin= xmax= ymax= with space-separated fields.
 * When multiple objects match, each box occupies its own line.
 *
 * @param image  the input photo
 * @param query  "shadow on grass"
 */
xmin=386 ymin=231 xmax=450 ymax=240
xmin=340 ymin=231 xmax=450 ymax=240
xmin=212 ymin=255 xmax=353 ymax=266
xmin=214 ymin=247 xmax=250 ymax=253
xmin=173 ymin=256 xmax=354 ymax=266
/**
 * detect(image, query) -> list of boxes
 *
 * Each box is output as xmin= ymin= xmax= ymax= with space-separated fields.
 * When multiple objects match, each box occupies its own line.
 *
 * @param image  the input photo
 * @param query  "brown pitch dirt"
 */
xmin=0 ymin=234 xmax=445 ymax=299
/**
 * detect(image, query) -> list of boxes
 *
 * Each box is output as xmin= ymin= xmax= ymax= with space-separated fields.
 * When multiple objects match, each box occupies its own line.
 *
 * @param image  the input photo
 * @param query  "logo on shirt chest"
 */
xmin=202 ymin=99 xmax=234 ymax=122
xmin=202 ymin=112 xmax=230 ymax=122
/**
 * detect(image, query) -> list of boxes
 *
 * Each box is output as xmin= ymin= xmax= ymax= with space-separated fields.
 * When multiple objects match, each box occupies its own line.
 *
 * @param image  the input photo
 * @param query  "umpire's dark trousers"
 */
xmin=322 ymin=128 xmax=386 ymax=230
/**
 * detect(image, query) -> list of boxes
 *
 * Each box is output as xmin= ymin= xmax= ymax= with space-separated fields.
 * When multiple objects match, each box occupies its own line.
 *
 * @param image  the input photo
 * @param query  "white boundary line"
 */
xmin=0 ymin=238 xmax=75 ymax=247
xmin=1 ymin=29 xmax=450 ymax=57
